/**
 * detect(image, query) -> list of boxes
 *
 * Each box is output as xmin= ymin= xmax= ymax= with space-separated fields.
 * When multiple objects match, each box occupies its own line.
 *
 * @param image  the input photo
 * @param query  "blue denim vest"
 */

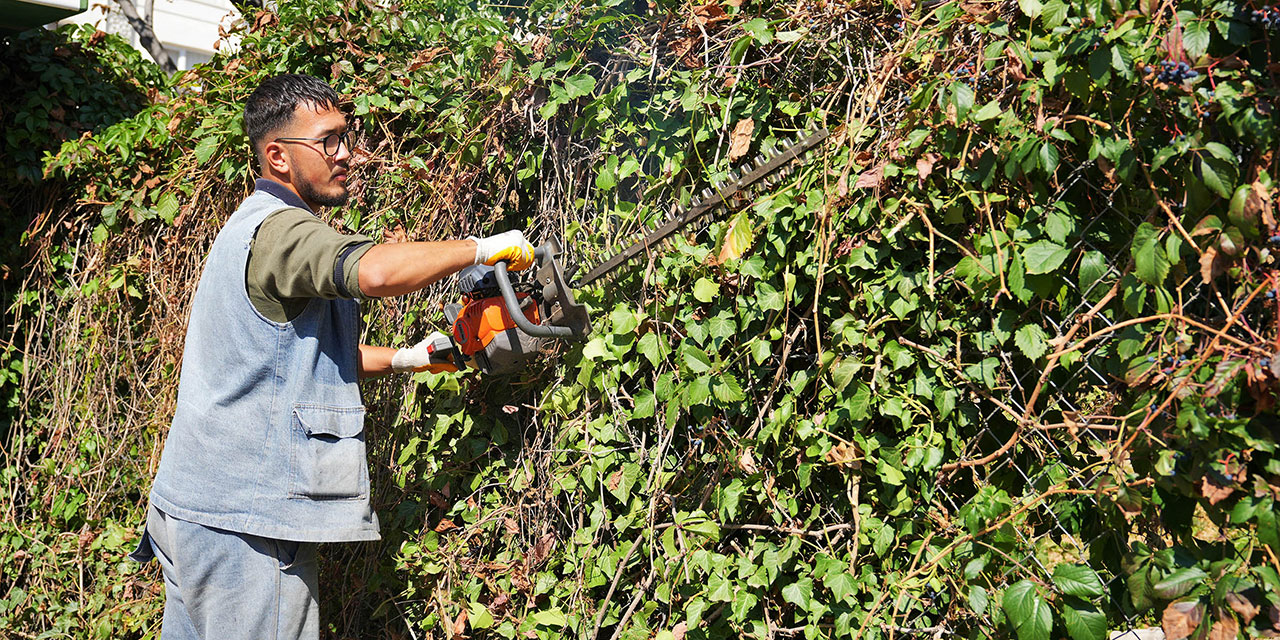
xmin=149 ymin=187 xmax=379 ymax=543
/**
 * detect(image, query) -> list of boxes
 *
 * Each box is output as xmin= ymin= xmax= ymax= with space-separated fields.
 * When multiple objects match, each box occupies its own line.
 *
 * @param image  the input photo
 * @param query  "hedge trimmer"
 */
xmin=414 ymin=128 xmax=829 ymax=375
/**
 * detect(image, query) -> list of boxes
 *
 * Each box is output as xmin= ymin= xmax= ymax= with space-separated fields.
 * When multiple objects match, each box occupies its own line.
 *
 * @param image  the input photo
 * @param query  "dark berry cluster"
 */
xmin=1147 ymin=61 xmax=1199 ymax=84
xmin=1248 ymin=5 xmax=1280 ymax=29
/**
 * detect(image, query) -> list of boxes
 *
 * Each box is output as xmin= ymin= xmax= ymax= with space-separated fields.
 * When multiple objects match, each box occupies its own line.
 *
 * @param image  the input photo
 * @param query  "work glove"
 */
xmin=469 ymin=229 xmax=535 ymax=271
xmin=391 ymin=331 xmax=458 ymax=373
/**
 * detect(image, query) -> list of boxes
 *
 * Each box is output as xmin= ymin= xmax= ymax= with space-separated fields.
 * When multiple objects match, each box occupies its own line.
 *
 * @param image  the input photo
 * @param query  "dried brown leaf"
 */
xmin=451 ymin=609 xmax=468 ymax=640
xmin=1226 ymin=592 xmax=1260 ymax=624
xmin=434 ymin=518 xmax=457 ymax=533
xmin=528 ymin=531 xmax=556 ymax=566
xmin=672 ymin=621 xmax=688 ymax=640
xmin=407 ymin=48 xmax=447 ymax=72
xmin=1163 ymin=601 xmax=1204 ymax=640
xmin=824 ymin=442 xmax=862 ymax=470
xmin=729 ymin=118 xmax=755 ymax=162
xmin=1199 ymin=246 xmax=1220 ymax=284
xmin=692 ymin=3 xmax=729 ymax=28
xmin=1201 ymin=474 xmax=1234 ymax=505
xmin=737 ymin=448 xmax=759 ymax=475
xmin=1207 ymin=614 xmax=1239 ymax=640
xmin=1246 ymin=180 xmax=1275 ymax=230
xmin=489 ymin=590 xmax=511 ymax=616
xmin=854 ymin=164 xmax=884 ymax=190
xmin=916 ymin=153 xmax=939 ymax=186
xmin=1004 ymin=47 xmax=1027 ymax=81
xmin=252 ymin=11 xmax=278 ymax=33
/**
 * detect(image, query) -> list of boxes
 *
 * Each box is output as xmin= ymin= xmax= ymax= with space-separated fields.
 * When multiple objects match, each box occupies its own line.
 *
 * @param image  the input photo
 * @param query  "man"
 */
xmin=128 ymin=73 xmax=533 ymax=639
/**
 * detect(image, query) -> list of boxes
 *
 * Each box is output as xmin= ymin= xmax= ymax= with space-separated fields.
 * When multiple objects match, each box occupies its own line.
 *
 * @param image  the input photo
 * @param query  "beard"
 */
xmin=298 ymin=177 xmax=348 ymax=208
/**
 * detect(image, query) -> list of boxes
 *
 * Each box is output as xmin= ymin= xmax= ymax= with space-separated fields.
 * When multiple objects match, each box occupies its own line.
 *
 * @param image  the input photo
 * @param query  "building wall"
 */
xmin=58 ymin=0 xmax=242 ymax=70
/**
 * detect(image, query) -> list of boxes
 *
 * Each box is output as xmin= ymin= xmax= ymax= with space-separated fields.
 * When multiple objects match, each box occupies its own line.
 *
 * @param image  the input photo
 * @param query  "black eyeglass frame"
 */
xmin=273 ymin=131 xmax=350 ymax=157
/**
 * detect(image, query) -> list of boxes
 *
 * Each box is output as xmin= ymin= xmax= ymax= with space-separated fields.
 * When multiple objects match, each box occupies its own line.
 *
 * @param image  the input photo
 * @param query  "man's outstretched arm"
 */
xmin=357 ymin=231 xmax=535 ymax=298
xmin=356 ymin=240 xmax=475 ymax=298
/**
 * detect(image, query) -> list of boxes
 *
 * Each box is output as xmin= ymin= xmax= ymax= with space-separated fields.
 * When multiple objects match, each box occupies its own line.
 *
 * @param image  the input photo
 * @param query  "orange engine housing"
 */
xmin=451 ymin=294 xmax=541 ymax=357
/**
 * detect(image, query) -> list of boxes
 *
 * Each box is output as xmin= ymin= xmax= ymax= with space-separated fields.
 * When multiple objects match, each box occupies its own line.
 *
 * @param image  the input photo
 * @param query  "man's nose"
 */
xmin=333 ymin=138 xmax=351 ymax=164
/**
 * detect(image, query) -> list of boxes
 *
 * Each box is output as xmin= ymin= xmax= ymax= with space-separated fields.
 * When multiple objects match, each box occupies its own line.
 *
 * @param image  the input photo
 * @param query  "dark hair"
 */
xmin=243 ymin=74 xmax=340 ymax=164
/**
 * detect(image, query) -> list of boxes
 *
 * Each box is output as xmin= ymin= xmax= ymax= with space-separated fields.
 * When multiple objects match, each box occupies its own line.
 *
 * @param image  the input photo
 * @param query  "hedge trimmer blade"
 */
xmin=575 ymin=128 xmax=829 ymax=287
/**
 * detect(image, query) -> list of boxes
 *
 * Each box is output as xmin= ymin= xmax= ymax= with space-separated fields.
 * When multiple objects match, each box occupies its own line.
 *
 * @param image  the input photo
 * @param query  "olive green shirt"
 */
xmin=247 ymin=207 xmax=375 ymax=323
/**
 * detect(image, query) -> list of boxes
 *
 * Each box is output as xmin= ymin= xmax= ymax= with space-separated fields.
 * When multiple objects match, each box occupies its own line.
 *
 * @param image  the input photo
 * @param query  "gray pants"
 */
xmin=135 ymin=505 xmax=320 ymax=640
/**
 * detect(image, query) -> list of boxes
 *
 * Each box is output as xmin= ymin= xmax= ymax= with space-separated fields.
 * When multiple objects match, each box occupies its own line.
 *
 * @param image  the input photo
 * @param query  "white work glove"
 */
xmin=468 ymin=229 xmax=535 ymax=271
xmin=391 ymin=331 xmax=452 ymax=373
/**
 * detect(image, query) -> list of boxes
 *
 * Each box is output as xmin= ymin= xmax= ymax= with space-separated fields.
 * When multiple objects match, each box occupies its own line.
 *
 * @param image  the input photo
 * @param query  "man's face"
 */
xmin=270 ymin=103 xmax=350 ymax=208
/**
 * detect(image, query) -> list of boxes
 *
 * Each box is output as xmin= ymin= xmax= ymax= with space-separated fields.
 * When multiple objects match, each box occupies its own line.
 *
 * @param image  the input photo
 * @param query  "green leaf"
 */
xmin=1040 ymin=0 xmax=1068 ymax=28
xmin=194 ymin=136 xmax=219 ymax=166
xmin=951 ymin=82 xmax=975 ymax=121
xmin=1018 ymin=0 xmax=1043 ymax=18
xmin=969 ymin=585 xmax=989 ymax=616
xmin=468 ymin=602 xmax=495 ymax=629
xmin=781 ymin=577 xmax=814 ymax=611
xmin=1022 ymin=240 xmax=1070 ymax=274
xmin=1131 ymin=222 xmax=1169 ymax=285
xmin=730 ymin=590 xmax=758 ymax=620
xmin=562 ymin=74 xmax=596 ymax=99
xmin=1039 ymin=142 xmax=1060 ymax=173
xmin=1204 ymin=142 xmax=1235 ymax=163
xmin=693 ymin=278 xmax=719 ymax=303
xmin=1002 ymin=580 xmax=1052 ymax=640
xmin=156 ymin=191 xmax=180 ymax=224
xmin=829 ymin=358 xmax=859 ymax=391
xmin=751 ymin=340 xmax=772 ymax=365
xmin=742 ymin=18 xmax=773 ymax=44
xmin=637 ymin=333 xmax=663 ymax=366
xmin=1062 ymin=598 xmax=1107 ymax=640
xmin=1198 ymin=157 xmax=1232 ymax=198
xmin=1152 ymin=567 xmax=1207 ymax=599
xmin=708 ymin=572 xmax=733 ymax=601
xmin=972 ymin=100 xmax=1003 ymax=122
xmin=712 ymin=375 xmax=746 ymax=403
xmin=1051 ymin=564 xmax=1105 ymax=599
xmin=685 ymin=598 xmax=709 ymax=627
xmin=582 ymin=337 xmax=609 ymax=361
xmin=708 ymin=314 xmax=735 ymax=341
xmin=1014 ymin=324 xmax=1049 ymax=361
xmin=1182 ymin=20 xmax=1210 ymax=59
xmin=876 ymin=459 xmax=905 ymax=486
xmin=846 ymin=382 xmax=871 ymax=420
xmin=632 ymin=389 xmax=656 ymax=419
xmin=963 ymin=357 xmax=1000 ymax=389
xmin=1077 ymin=250 xmax=1109 ymax=295
xmin=530 ymin=608 xmax=567 ymax=627
xmin=596 ymin=166 xmax=617 ymax=190
xmin=682 ymin=344 xmax=713 ymax=373
xmin=824 ymin=571 xmax=857 ymax=602
xmin=756 ymin=281 xmax=785 ymax=311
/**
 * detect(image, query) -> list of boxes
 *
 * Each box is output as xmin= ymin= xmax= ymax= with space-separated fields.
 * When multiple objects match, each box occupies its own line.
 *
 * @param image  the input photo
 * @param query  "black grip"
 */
xmin=492 ymin=260 xmax=574 ymax=338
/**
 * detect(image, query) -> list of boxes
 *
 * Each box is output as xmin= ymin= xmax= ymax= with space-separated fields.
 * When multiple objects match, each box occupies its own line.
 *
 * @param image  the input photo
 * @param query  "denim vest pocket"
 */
xmin=289 ymin=403 xmax=368 ymax=500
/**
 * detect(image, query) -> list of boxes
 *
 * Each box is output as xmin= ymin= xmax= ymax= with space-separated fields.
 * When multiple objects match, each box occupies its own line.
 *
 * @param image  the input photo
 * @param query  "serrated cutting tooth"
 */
xmin=700 ymin=187 xmax=713 ymax=200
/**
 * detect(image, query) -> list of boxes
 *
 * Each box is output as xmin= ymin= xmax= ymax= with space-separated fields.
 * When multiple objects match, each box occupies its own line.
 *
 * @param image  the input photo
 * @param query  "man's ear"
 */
xmin=262 ymin=140 xmax=291 ymax=176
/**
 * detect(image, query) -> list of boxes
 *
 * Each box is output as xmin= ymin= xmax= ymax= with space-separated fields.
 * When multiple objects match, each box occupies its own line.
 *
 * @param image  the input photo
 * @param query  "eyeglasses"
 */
xmin=273 ymin=131 xmax=349 ymax=157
